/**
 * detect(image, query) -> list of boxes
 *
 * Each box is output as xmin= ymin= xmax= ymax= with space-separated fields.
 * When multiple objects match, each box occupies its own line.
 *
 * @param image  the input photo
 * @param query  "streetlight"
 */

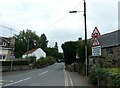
xmin=69 ymin=0 xmax=89 ymax=77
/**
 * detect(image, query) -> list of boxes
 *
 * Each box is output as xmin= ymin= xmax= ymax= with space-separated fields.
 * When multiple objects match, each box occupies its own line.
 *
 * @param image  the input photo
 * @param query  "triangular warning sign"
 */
xmin=92 ymin=37 xmax=101 ymax=47
xmin=92 ymin=27 xmax=101 ymax=37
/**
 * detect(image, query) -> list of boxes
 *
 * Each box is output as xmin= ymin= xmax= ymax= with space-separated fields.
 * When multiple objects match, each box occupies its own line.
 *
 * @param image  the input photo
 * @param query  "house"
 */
xmin=89 ymin=30 xmax=120 ymax=67
xmin=22 ymin=48 xmax=46 ymax=60
xmin=0 ymin=37 xmax=15 ymax=61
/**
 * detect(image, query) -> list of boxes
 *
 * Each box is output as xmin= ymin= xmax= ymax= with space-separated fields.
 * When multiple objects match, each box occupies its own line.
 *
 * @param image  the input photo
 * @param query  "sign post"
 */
xmin=91 ymin=27 xmax=101 ymax=87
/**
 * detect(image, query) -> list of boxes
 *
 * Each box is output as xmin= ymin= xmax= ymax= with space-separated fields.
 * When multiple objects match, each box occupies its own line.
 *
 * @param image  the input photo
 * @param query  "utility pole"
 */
xmin=27 ymin=37 xmax=30 ymax=57
xmin=69 ymin=0 xmax=88 ymax=77
xmin=84 ymin=0 xmax=88 ymax=77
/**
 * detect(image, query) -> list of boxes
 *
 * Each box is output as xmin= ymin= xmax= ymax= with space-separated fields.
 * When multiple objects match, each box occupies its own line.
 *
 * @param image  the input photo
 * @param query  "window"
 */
xmin=107 ymin=47 xmax=113 ymax=55
xmin=0 ymin=55 xmax=2 ymax=59
xmin=0 ymin=55 xmax=6 ymax=59
xmin=3 ymin=55 xmax=6 ymax=59
xmin=3 ymin=42 xmax=6 ymax=46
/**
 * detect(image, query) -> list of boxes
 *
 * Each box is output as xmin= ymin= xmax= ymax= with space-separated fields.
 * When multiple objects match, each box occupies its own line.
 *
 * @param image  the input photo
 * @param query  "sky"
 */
xmin=0 ymin=0 xmax=119 ymax=52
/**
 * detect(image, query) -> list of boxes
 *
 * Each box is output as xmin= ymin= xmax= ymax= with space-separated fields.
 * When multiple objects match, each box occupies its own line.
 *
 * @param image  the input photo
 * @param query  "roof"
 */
xmin=88 ymin=30 xmax=120 ymax=48
xmin=24 ymin=48 xmax=37 ymax=54
xmin=98 ymin=30 xmax=120 ymax=48
xmin=0 ymin=37 xmax=15 ymax=48
xmin=0 ymin=37 xmax=10 ymax=45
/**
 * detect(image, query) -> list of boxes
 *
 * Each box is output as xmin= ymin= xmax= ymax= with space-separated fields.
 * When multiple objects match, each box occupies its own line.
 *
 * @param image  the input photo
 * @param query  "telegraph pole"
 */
xmin=83 ymin=0 xmax=88 ymax=77
xmin=69 ymin=0 xmax=89 ymax=77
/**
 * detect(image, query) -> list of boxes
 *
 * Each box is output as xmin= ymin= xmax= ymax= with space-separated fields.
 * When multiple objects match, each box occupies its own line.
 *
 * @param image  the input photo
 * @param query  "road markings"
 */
xmin=68 ymin=72 xmax=73 ymax=86
xmin=64 ymin=70 xmax=68 ymax=86
xmin=63 ymin=66 xmax=68 ymax=86
xmin=63 ymin=65 xmax=74 ymax=86
xmin=3 ymin=77 xmax=31 ymax=87
xmin=38 ymin=71 xmax=48 ymax=76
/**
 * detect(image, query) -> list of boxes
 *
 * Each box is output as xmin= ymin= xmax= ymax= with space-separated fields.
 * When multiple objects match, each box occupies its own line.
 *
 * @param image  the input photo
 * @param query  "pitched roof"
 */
xmin=0 ymin=37 xmax=10 ymax=45
xmin=98 ymin=30 xmax=120 ymax=48
xmin=24 ymin=48 xmax=37 ymax=54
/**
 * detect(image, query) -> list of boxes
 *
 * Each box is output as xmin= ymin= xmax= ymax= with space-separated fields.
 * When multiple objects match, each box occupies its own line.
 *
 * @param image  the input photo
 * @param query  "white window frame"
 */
xmin=2 ymin=42 xmax=6 ymax=46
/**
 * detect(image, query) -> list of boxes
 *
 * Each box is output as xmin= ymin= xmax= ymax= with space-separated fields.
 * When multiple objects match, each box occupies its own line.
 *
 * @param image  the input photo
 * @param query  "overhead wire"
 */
xmin=0 ymin=2 xmax=83 ymax=36
xmin=0 ymin=25 xmax=19 ymax=37
xmin=38 ymin=2 xmax=83 ymax=31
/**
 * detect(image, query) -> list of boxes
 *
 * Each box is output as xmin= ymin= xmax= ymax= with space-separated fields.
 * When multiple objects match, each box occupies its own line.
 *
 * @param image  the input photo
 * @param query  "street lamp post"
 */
xmin=69 ymin=0 xmax=88 ymax=77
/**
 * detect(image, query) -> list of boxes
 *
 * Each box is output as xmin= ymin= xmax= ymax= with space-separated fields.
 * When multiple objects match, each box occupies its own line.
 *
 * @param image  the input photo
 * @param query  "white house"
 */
xmin=22 ymin=48 xmax=46 ymax=60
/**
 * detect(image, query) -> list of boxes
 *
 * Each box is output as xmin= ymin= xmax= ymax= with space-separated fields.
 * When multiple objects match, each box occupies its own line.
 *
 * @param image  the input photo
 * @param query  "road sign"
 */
xmin=91 ymin=27 xmax=101 ymax=37
xmin=92 ymin=27 xmax=101 ymax=56
xmin=92 ymin=46 xmax=101 ymax=56
xmin=92 ymin=37 xmax=101 ymax=47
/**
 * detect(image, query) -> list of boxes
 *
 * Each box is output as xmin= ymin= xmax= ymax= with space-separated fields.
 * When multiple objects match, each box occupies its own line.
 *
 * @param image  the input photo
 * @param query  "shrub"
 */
xmin=89 ymin=67 xmax=120 ymax=87
xmin=1 ymin=61 xmax=29 ymax=66
xmin=89 ymin=67 xmax=108 ymax=85
xmin=89 ymin=68 xmax=98 ymax=85
xmin=34 ymin=56 xmax=56 ymax=68
xmin=112 ymin=73 xmax=120 ymax=87
xmin=25 ymin=56 xmax=36 ymax=64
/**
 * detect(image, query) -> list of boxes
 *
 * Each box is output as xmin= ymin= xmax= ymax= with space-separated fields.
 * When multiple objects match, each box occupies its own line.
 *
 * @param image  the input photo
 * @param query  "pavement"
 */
xmin=1 ymin=63 xmax=96 ymax=87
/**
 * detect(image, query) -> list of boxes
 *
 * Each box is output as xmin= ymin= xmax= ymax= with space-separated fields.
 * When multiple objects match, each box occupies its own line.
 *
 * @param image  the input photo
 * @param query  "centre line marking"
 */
xmin=38 ymin=71 xmax=48 ymax=76
xmin=3 ymin=77 xmax=31 ymax=87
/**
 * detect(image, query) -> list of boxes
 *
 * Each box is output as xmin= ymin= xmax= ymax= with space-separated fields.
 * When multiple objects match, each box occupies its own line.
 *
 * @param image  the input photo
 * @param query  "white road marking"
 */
xmin=3 ymin=77 xmax=31 ymax=87
xmin=65 ymin=70 xmax=68 ymax=86
xmin=63 ymin=65 xmax=74 ymax=86
xmin=38 ymin=71 xmax=48 ymax=76
xmin=63 ymin=65 xmax=68 ymax=86
xmin=68 ymin=72 xmax=73 ymax=86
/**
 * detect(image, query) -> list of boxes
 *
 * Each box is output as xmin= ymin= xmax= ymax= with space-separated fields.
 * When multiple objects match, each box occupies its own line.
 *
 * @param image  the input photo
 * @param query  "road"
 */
xmin=1 ymin=63 xmax=93 ymax=87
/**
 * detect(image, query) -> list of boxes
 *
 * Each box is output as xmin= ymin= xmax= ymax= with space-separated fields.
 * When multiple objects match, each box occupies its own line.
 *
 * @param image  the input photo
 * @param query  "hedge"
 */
xmin=1 ymin=61 xmax=29 ymax=66
xmin=89 ymin=67 xmax=120 ymax=87
xmin=34 ymin=56 xmax=56 ymax=68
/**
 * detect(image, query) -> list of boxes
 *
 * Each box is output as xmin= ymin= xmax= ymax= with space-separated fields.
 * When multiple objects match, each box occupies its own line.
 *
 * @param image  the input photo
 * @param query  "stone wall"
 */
xmin=2 ymin=65 xmax=32 ymax=72
xmin=102 ymin=46 xmax=120 ymax=67
xmin=89 ymin=45 xmax=120 ymax=67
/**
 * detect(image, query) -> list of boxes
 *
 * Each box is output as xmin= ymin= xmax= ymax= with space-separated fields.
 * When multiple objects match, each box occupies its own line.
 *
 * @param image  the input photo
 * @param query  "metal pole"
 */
xmin=10 ymin=58 xmax=13 ymax=72
xmin=27 ymin=38 xmax=29 ymax=57
xmin=84 ymin=0 xmax=88 ymax=77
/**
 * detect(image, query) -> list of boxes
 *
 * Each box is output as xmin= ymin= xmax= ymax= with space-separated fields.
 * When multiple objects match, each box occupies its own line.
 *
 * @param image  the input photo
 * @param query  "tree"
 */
xmin=14 ymin=29 xmax=39 ymax=58
xmin=38 ymin=33 xmax=48 ymax=50
xmin=61 ymin=41 xmax=77 ymax=65
xmin=54 ymin=42 xmax=58 ymax=51
xmin=76 ymin=40 xmax=92 ymax=63
xmin=54 ymin=42 xmax=59 ymax=60
xmin=76 ymin=40 xmax=92 ymax=73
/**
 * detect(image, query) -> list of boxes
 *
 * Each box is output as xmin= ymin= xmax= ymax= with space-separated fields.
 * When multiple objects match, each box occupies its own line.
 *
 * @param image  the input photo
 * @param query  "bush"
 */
xmin=112 ymin=73 xmax=120 ymax=87
xmin=89 ymin=67 xmax=120 ymax=87
xmin=89 ymin=68 xmax=98 ymax=85
xmin=89 ymin=68 xmax=108 ymax=85
xmin=1 ymin=61 xmax=29 ymax=66
xmin=25 ymin=56 xmax=36 ymax=64
xmin=34 ymin=56 xmax=56 ymax=68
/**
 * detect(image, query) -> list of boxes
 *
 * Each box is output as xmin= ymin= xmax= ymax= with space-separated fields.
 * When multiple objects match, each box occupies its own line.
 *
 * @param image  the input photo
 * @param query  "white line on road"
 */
xmin=63 ymin=65 xmax=74 ymax=86
xmin=38 ymin=71 xmax=48 ymax=76
xmin=68 ymin=72 xmax=73 ymax=86
xmin=63 ymin=66 xmax=68 ymax=86
xmin=64 ymin=70 xmax=68 ymax=86
xmin=3 ymin=77 xmax=31 ymax=87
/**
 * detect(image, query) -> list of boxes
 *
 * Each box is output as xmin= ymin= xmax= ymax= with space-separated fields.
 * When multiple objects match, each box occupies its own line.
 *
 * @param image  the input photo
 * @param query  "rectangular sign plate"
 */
xmin=92 ymin=46 xmax=101 ymax=56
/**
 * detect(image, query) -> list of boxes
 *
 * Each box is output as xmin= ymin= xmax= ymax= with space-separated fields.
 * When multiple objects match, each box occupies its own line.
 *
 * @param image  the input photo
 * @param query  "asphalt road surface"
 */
xmin=1 ymin=63 xmax=93 ymax=87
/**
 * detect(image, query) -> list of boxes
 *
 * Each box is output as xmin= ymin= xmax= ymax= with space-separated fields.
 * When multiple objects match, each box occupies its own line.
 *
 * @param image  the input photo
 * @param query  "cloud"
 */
xmin=0 ymin=0 xmax=119 ymax=52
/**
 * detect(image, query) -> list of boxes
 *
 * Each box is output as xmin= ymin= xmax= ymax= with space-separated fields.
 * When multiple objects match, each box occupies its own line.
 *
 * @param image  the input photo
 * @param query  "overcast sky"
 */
xmin=0 ymin=0 xmax=119 ymax=52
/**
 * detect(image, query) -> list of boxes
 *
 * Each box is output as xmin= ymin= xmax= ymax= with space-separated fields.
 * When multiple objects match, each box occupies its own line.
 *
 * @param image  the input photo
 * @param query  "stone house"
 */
xmin=90 ymin=30 xmax=120 ymax=67
xmin=0 ymin=37 xmax=15 ymax=61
